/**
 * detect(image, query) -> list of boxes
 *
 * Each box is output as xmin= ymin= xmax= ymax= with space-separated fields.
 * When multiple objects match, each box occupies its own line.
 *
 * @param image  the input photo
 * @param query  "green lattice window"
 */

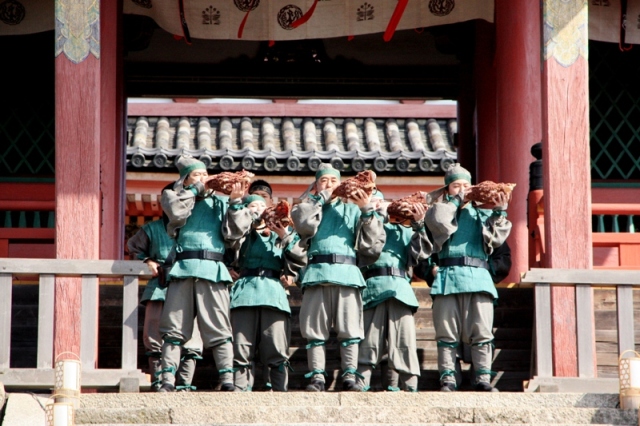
xmin=589 ymin=41 xmax=640 ymax=181
xmin=0 ymin=101 xmax=55 ymax=178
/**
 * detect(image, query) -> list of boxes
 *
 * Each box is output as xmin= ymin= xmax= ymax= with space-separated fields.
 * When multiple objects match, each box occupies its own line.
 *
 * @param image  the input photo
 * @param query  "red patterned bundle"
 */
xmin=260 ymin=200 xmax=292 ymax=229
xmin=206 ymin=170 xmax=255 ymax=195
xmin=332 ymin=171 xmax=377 ymax=201
xmin=465 ymin=181 xmax=516 ymax=205
xmin=387 ymin=191 xmax=428 ymax=223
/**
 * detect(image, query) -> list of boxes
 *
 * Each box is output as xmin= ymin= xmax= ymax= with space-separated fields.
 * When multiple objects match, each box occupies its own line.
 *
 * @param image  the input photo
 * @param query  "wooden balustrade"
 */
xmin=521 ymin=268 xmax=639 ymax=392
xmin=0 ymin=258 xmax=151 ymax=389
xmin=528 ymin=193 xmax=640 ymax=269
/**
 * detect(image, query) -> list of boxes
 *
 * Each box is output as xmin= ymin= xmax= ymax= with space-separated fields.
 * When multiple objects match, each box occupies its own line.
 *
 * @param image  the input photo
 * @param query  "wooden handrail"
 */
xmin=0 ymin=258 xmax=150 ymax=277
xmin=0 ymin=258 xmax=151 ymax=389
xmin=521 ymin=268 xmax=638 ymax=380
xmin=591 ymin=203 xmax=640 ymax=215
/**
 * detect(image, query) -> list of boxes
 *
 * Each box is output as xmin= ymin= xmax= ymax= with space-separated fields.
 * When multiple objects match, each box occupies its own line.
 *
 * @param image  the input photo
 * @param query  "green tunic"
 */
xmin=230 ymin=229 xmax=295 ymax=315
xmin=301 ymin=196 xmax=371 ymax=288
xmin=361 ymin=222 xmax=423 ymax=312
xmin=127 ymin=219 xmax=173 ymax=303
xmin=428 ymin=198 xmax=508 ymax=300
xmin=169 ymin=194 xmax=233 ymax=284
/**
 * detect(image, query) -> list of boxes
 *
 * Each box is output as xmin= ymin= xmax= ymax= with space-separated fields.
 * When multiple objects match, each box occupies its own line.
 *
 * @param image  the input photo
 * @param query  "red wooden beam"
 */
xmin=0 ymin=201 xmax=55 ymax=211
xmin=495 ymin=0 xmax=542 ymax=285
xmin=126 ymin=102 xmax=457 ymax=119
xmin=540 ymin=0 xmax=591 ymax=378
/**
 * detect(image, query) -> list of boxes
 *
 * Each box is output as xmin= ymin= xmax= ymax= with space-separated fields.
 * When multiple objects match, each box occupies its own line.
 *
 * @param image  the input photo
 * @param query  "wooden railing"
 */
xmin=528 ymin=191 xmax=640 ymax=269
xmin=521 ymin=268 xmax=638 ymax=392
xmin=0 ymin=258 xmax=151 ymax=389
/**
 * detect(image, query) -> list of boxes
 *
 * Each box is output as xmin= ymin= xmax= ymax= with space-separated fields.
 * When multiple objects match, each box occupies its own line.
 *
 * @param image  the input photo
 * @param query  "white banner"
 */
xmin=0 ymin=0 xmax=54 ymax=36
xmin=588 ymin=0 xmax=621 ymax=43
xmin=123 ymin=0 xmax=494 ymax=41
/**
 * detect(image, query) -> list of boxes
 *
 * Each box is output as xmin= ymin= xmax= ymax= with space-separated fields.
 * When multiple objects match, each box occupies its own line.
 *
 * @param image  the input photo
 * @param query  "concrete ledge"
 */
xmin=2 ymin=393 xmax=49 ymax=426
xmin=525 ymin=377 xmax=620 ymax=393
xmin=0 ymin=369 xmax=150 ymax=390
xmin=78 ymin=392 xmax=623 ymax=410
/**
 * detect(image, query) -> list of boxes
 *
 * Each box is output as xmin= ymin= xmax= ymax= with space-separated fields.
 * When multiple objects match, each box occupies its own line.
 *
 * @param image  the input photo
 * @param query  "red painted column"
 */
xmin=495 ymin=0 xmax=542 ymax=283
xmin=54 ymin=2 xmax=121 ymax=365
xmin=100 ymin=0 xmax=125 ymax=260
xmin=540 ymin=0 xmax=592 ymax=377
xmin=474 ymin=21 xmax=499 ymax=183
xmin=55 ymin=52 xmax=101 ymax=359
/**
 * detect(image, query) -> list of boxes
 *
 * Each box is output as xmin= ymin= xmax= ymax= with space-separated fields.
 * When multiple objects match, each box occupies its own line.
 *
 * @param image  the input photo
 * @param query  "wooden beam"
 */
xmin=495 ymin=0 xmax=542 ymax=284
xmin=80 ymin=275 xmax=99 ymax=370
xmin=0 ymin=274 xmax=12 ymax=370
xmin=540 ymin=0 xmax=590 ymax=377
xmin=121 ymin=275 xmax=139 ymax=370
xmin=99 ymin=0 xmax=125 ymax=260
xmin=0 ymin=259 xmax=150 ymax=277
xmin=475 ymin=20 xmax=499 ymax=184
xmin=37 ymin=275 xmax=55 ymax=369
xmin=521 ymin=268 xmax=640 ymax=285
xmin=617 ymin=285 xmax=635 ymax=354
xmin=534 ymin=283 xmax=553 ymax=377
xmin=126 ymin=102 xmax=458 ymax=119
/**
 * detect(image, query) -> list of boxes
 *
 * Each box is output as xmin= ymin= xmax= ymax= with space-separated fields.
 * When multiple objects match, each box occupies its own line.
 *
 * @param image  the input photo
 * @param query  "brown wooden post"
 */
xmin=54 ymin=1 xmax=119 ymax=365
xmin=495 ymin=0 xmax=542 ymax=284
xmin=540 ymin=0 xmax=593 ymax=377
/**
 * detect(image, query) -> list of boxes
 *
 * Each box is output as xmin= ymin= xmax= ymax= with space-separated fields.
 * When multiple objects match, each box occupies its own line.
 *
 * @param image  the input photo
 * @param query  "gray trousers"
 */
xmin=231 ymin=307 xmax=290 ymax=391
xmin=145 ymin=301 xmax=203 ymax=388
xmin=357 ymin=298 xmax=420 ymax=391
xmin=159 ymin=278 xmax=234 ymax=385
xmin=299 ymin=285 xmax=364 ymax=383
xmin=432 ymin=292 xmax=494 ymax=384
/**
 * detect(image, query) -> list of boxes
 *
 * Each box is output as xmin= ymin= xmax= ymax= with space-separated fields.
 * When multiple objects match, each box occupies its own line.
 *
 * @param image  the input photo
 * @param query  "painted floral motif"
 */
xmin=428 ymin=0 xmax=455 ymax=17
xmin=543 ymin=0 xmax=587 ymax=66
xmin=131 ymin=0 xmax=152 ymax=9
xmin=202 ymin=6 xmax=220 ymax=25
xmin=234 ymin=0 xmax=259 ymax=13
xmin=55 ymin=0 xmax=100 ymax=63
xmin=0 ymin=0 xmax=25 ymax=25
xmin=356 ymin=2 xmax=374 ymax=21
xmin=277 ymin=4 xmax=303 ymax=30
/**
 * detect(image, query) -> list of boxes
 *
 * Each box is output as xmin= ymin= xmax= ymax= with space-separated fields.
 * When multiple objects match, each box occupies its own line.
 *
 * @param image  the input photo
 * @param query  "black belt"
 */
xmin=362 ymin=267 xmax=407 ymax=280
xmin=308 ymin=254 xmax=357 ymax=266
xmin=239 ymin=268 xmax=280 ymax=279
xmin=439 ymin=256 xmax=489 ymax=270
xmin=175 ymin=250 xmax=224 ymax=262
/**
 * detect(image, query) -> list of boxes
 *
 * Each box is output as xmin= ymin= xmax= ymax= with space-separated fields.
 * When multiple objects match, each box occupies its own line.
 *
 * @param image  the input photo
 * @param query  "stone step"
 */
xmin=73 ymin=393 xmax=638 ymax=425
xmin=75 ymin=424 xmax=636 ymax=426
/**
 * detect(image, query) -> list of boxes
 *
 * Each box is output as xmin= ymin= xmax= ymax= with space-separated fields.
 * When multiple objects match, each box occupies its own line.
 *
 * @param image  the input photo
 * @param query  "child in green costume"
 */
xmin=291 ymin=164 xmax=385 ymax=392
xmin=356 ymin=190 xmax=432 ymax=392
xmin=425 ymin=164 xmax=511 ymax=392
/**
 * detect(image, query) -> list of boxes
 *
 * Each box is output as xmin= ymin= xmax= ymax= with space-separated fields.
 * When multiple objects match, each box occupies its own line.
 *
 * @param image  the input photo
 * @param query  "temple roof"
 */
xmin=126 ymin=115 xmax=458 ymax=174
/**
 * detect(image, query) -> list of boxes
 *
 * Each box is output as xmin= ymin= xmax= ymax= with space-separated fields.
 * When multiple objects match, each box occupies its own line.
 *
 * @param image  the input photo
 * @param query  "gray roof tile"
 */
xmin=126 ymin=116 xmax=458 ymax=173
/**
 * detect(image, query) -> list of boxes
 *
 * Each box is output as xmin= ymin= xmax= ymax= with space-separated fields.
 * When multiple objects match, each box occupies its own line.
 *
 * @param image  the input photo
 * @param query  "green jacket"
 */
xmin=223 ymin=199 xmax=303 ymax=314
xmin=126 ymin=219 xmax=173 ymax=303
xmin=291 ymin=190 xmax=386 ymax=289
xmin=425 ymin=195 xmax=512 ymax=299
xmin=161 ymin=182 xmax=232 ymax=284
xmin=361 ymin=219 xmax=432 ymax=312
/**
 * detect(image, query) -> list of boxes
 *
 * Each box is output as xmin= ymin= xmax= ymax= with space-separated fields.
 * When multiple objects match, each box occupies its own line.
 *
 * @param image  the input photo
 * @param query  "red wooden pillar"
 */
xmin=540 ymin=0 xmax=592 ymax=376
xmin=54 ymin=1 xmax=122 ymax=363
xmin=474 ymin=21 xmax=499 ymax=183
xmin=100 ymin=0 xmax=125 ymax=260
xmin=495 ymin=0 xmax=542 ymax=284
